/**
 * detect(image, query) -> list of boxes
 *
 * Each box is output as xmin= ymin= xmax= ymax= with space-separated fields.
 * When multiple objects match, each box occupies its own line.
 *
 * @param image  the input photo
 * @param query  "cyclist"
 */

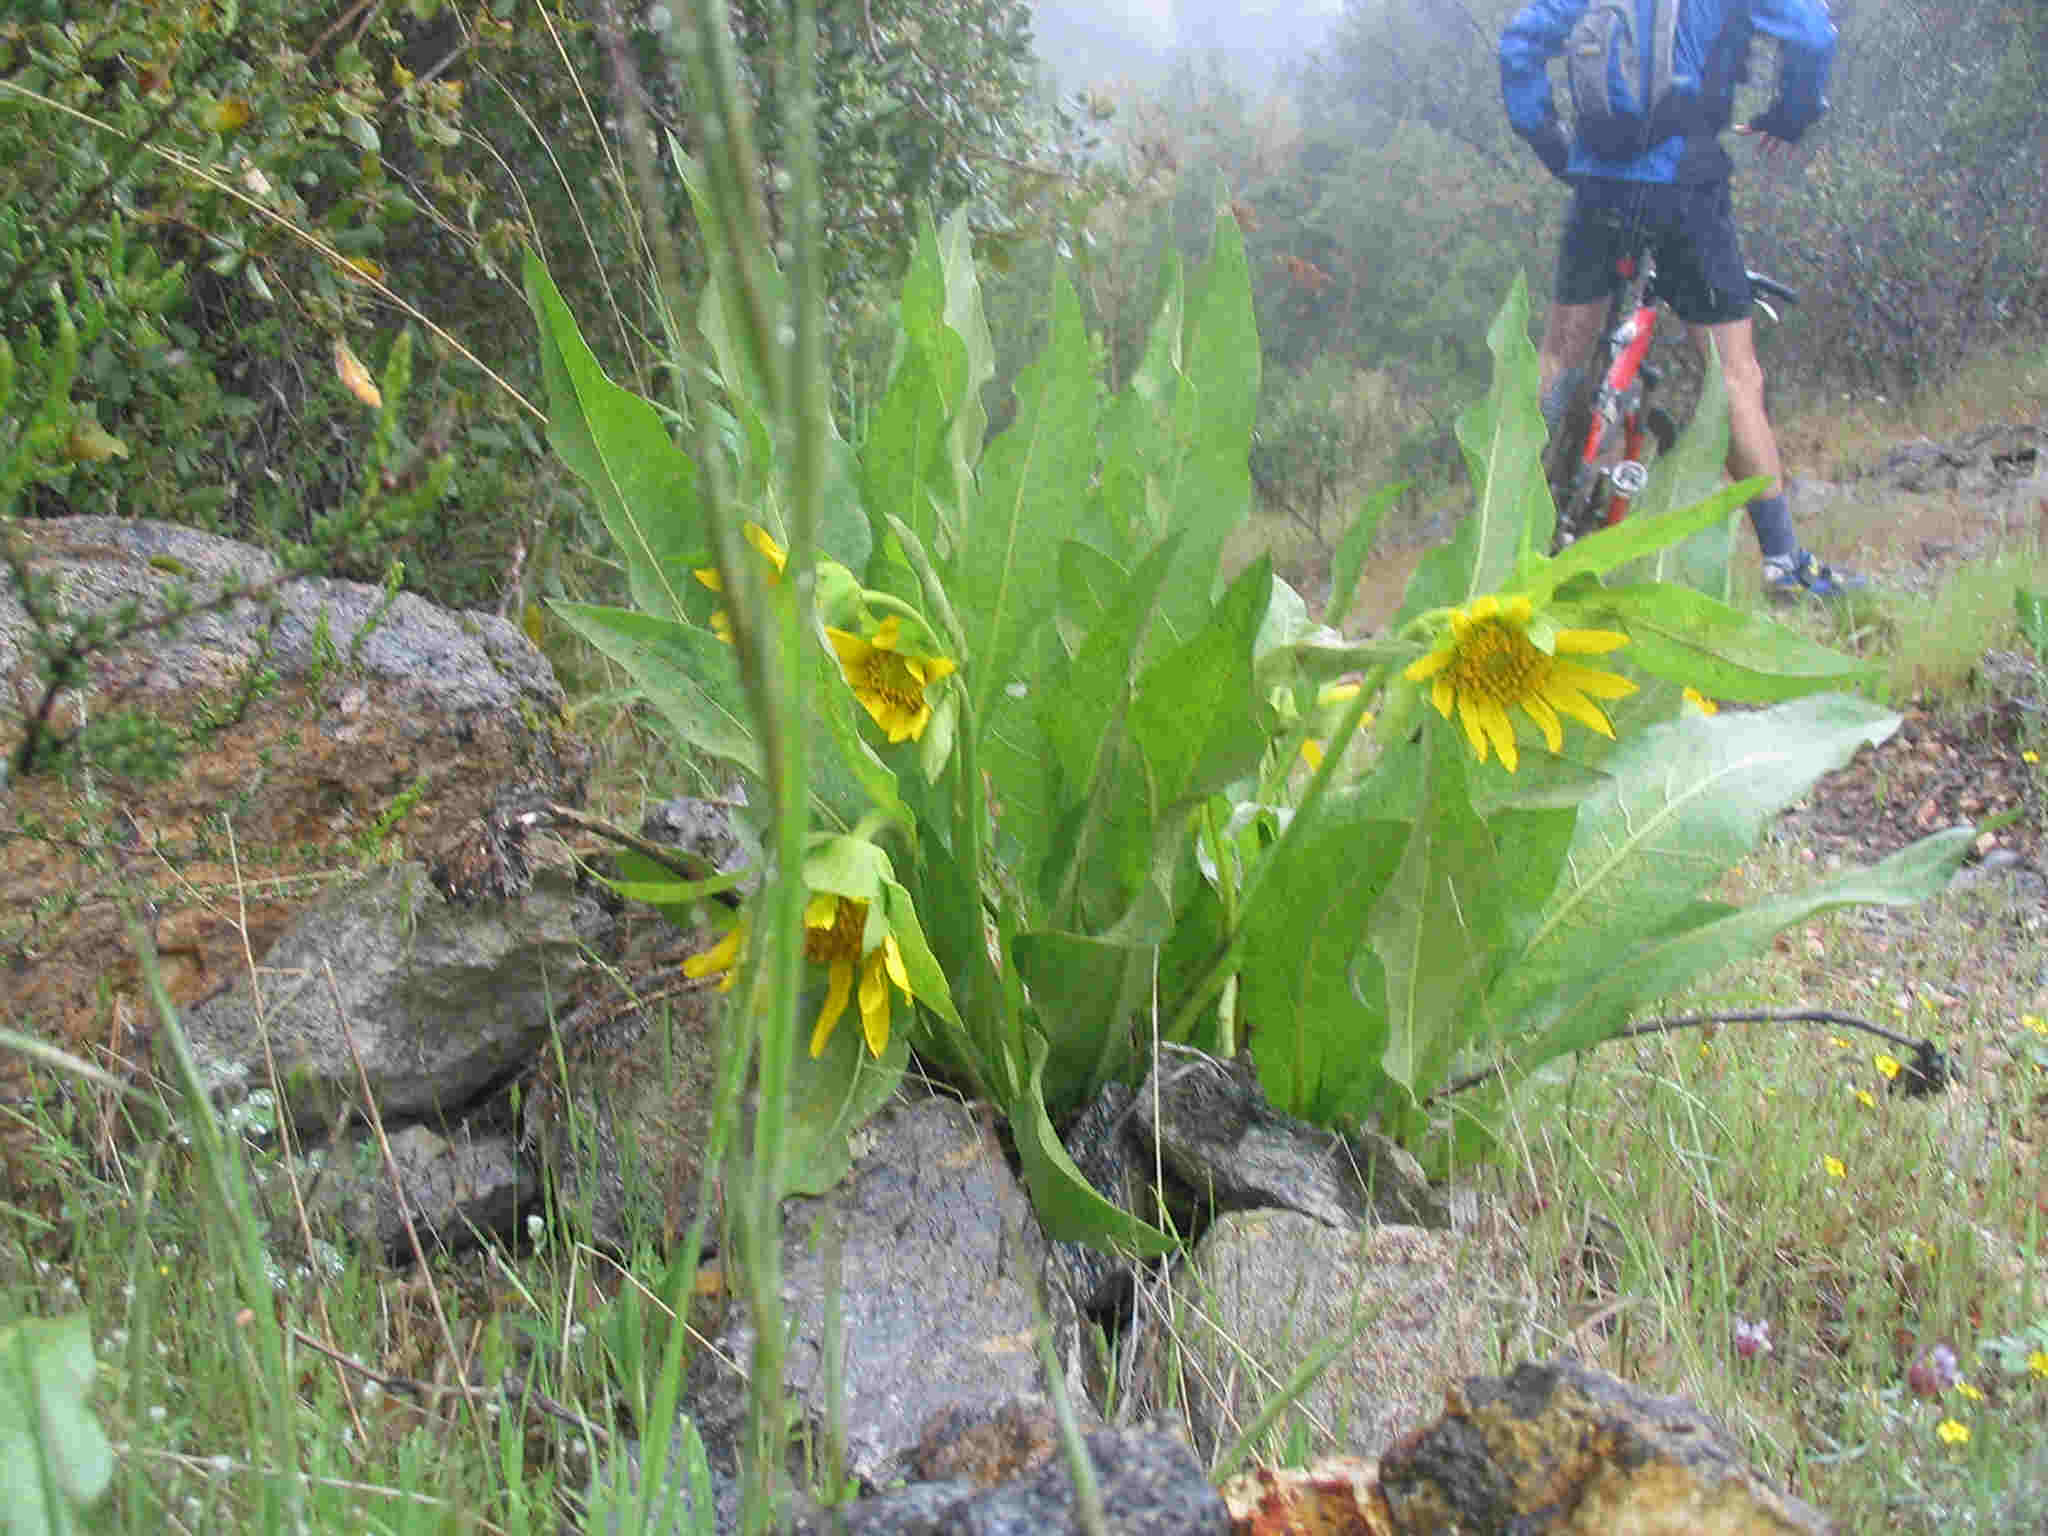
xmin=1500 ymin=0 xmax=1865 ymax=600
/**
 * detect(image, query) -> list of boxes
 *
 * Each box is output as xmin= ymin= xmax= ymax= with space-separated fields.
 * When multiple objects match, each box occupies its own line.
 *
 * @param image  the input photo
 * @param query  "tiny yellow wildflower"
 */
xmin=2028 ymin=1349 xmax=2048 ymax=1380
xmin=1827 ymin=1034 xmax=1852 ymax=1050
xmin=2024 ymin=749 xmax=2040 ymax=765
xmin=1681 ymin=686 xmax=1719 ymax=715
xmin=1935 ymin=1418 xmax=1970 ymax=1446
xmin=1854 ymin=1088 xmax=1875 ymax=1110
xmin=1823 ymin=1155 xmax=1847 ymax=1179
xmin=2023 ymin=1014 xmax=2047 ymax=1037
xmin=1403 ymin=593 xmax=1634 ymax=772
xmin=1956 ymin=1381 xmax=1983 ymax=1402
xmin=1875 ymin=1052 xmax=1902 ymax=1081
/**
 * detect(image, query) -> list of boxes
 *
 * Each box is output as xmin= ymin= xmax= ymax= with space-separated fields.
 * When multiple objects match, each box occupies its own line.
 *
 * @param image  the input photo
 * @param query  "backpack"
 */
xmin=1565 ymin=0 xmax=1750 ymax=159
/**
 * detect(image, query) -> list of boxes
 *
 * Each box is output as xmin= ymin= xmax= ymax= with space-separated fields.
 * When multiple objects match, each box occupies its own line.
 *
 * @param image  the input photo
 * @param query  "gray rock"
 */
xmin=185 ymin=860 xmax=608 ymax=1132
xmin=709 ymin=1098 xmax=1081 ymax=1490
xmin=1137 ymin=1209 xmax=1529 ymax=1466
xmin=1128 ymin=1053 xmax=1448 ymax=1233
xmin=793 ymin=1429 xmax=1226 ymax=1536
xmin=295 ymin=1123 xmax=533 ymax=1257
xmin=1378 ymin=1356 xmax=1835 ymax=1533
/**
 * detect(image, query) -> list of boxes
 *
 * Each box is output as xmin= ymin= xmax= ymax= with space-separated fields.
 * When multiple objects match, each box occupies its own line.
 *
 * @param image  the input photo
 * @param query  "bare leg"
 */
xmin=1692 ymin=317 xmax=1782 ymax=495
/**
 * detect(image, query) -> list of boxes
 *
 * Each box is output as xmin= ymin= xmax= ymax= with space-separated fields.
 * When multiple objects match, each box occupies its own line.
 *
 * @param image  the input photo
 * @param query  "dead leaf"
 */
xmin=333 ymin=339 xmax=382 ymax=408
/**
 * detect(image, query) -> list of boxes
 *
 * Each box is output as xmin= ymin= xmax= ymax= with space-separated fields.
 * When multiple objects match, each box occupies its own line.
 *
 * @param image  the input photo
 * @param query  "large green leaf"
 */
xmin=1239 ymin=790 xmax=1409 ymax=1121
xmin=1012 ymin=930 xmax=1152 ymax=1111
xmin=1369 ymin=720 xmax=1508 ymax=1100
xmin=1040 ymin=540 xmax=1180 ymax=926
xmin=1584 ymin=582 xmax=1875 ymax=702
xmin=1512 ymin=827 xmax=1975 ymax=1076
xmin=1157 ymin=207 xmax=1260 ymax=636
xmin=957 ymin=270 xmax=1098 ymax=736
xmin=1129 ymin=556 xmax=1273 ymax=816
xmin=1489 ymin=692 xmax=1900 ymax=1028
xmin=1394 ymin=277 xmax=1546 ymax=627
xmin=552 ymin=603 xmax=757 ymax=771
xmin=1631 ymin=350 xmax=1737 ymax=599
xmin=0 ymin=1313 xmax=113 ymax=1535
xmin=525 ymin=253 xmax=701 ymax=623
xmin=780 ymin=993 xmax=909 ymax=1197
xmin=1009 ymin=1031 xmax=1177 ymax=1256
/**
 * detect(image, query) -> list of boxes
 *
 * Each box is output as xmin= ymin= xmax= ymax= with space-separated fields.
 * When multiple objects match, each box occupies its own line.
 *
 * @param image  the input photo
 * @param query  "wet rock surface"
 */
xmin=1377 ymin=1357 xmax=1834 ymax=1534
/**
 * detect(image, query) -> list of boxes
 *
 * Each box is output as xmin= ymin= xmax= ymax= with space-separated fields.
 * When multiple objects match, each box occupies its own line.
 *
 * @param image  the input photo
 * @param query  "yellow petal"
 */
xmin=684 ymin=922 xmax=745 ymax=979
xmin=811 ymin=957 xmax=853 ymax=1056
xmin=1299 ymin=738 xmax=1326 ymax=770
xmin=804 ymin=891 xmax=841 ymax=929
xmin=1405 ymin=646 xmax=1453 ymax=682
xmin=741 ymin=521 xmax=788 ymax=571
xmin=1430 ymin=675 xmax=1455 ymax=719
xmin=1520 ymin=693 xmax=1564 ymax=754
xmin=1476 ymin=696 xmax=1519 ymax=772
xmin=1554 ymin=626 xmax=1630 ymax=655
xmin=827 ymin=627 xmax=870 ymax=666
xmin=693 ymin=565 xmax=725 ymax=593
xmin=1550 ymin=659 xmax=1637 ymax=701
xmin=857 ymin=950 xmax=892 ymax=1056
xmin=881 ymin=934 xmax=910 ymax=994
xmin=1455 ymin=691 xmax=1492 ymax=765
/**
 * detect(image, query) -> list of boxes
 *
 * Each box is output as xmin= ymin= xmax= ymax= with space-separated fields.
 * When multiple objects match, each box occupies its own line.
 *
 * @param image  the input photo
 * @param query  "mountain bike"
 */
xmin=1544 ymin=247 xmax=1797 ymax=551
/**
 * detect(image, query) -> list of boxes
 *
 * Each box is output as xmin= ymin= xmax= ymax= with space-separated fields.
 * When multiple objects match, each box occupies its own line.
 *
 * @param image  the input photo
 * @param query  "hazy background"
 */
xmin=1031 ymin=0 xmax=1343 ymax=90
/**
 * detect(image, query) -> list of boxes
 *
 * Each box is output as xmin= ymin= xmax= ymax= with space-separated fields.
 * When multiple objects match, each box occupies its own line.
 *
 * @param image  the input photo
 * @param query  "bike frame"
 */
xmin=1580 ymin=252 xmax=1660 ymax=528
xmin=1552 ymin=249 xmax=1796 ymax=548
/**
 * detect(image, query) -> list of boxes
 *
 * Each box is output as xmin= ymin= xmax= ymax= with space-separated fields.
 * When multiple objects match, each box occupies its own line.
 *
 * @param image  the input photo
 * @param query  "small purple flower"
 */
xmin=1909 ymin=1343 xmax=1960 ymax=1398
xmin=1734 ymin=1317 xmax=1773 ymax=1361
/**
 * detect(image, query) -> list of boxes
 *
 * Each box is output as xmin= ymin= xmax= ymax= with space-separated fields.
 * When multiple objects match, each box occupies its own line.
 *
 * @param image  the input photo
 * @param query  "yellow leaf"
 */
xmin=333 ymin=339 xmax=382 ymax=408
xmin=64 ymin=422 xmax=129 ymax=462
xmin=201 ymin=96 xmax=252 ymax=133
xmin=342 ymin=256 xmax=384 ymax=284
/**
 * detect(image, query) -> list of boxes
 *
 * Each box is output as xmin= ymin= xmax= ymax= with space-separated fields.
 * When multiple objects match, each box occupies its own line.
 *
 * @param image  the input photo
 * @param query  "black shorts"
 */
xmin=1555 ymin=179 xmax=1752 ymax=327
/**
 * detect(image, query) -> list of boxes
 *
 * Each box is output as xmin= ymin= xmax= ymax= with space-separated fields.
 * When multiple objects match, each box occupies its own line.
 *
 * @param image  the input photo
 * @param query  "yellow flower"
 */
xmin=1875 ymin=1052 xmax=1902 ymax=1081
xmin=2024 ymin=749 xmax=2040 ymax=765
xmin=1823 ymin=1155 xmax=1846 ymax=1179
xmin=802 ymin=893 xmax=908 ymax=1058
xmin=2022 ymin=1014 xmax=2047 ymax=1037
xmin=694 ymin=523 xmax=787 ymax=642
xmin=2028 ymin=1349 xmax=2048 ymax=1380
xmin=1854 ymin=1088 xmax=1875 ymax=1110
xmin=828 ymin=616 xmax=957 ymax=744
xmin=1956 ymin=1381 xmax=1983 ymax=1402
xmin=1935 ymin=1418 xmax=1970 ymax=1446
xmin=681 ymin=892 xmax=909 ymax=1059
xmin=692 ymin=522 xmax=787 ymax=592
xmin=1403 ymin=594 xmax=1634 ymax=772
xmin=1681 ymin=686 xmax=1719 ymax=715
xmin=1827 ymin=1034 xmax=1851 ymax=1050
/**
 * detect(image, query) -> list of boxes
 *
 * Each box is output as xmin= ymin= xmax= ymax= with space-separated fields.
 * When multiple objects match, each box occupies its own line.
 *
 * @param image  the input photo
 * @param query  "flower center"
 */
xmin=1454 ymin=619 xmax=1547 ymax=703
xmin=805 ymin=897 xmax=866 ymax=966
xmin=854 ymin=654 xmax=924 ymax=717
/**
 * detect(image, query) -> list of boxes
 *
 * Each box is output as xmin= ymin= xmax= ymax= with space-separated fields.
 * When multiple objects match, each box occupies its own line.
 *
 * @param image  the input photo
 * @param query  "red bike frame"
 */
xmin=1581 ymin=254 xmax=1659 ymax=528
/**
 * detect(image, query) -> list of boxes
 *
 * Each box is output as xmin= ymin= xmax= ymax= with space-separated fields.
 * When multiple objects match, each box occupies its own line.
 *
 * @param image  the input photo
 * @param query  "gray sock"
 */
xmin=1746 ymin=493 xmax=1797 ymax=561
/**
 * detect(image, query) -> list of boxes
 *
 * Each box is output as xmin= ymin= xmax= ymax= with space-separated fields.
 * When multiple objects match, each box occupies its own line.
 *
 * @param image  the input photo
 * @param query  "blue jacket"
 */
xmin=1500 ymin=0 xmax=1836 ymax=183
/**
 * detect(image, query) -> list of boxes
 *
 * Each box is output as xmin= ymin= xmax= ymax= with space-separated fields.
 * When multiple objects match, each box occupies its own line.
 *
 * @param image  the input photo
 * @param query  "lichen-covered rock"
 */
xmin=1128 ymin=1053 xmax=1448 ymax=1233
xmin=184 ymin=860 xmax=607 ymax=1130
xmin=708 ymin=1099 xmax=1082 ymax=1490
xmin=0 ymin=516 xmax=588 ymax=1126
xmin=1377 ymin=1357 xmax=1835 ymax=1534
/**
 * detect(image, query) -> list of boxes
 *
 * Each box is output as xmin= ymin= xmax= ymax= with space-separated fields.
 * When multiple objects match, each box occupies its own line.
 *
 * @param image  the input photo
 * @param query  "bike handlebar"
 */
xmin=1746 ymin=271 xmax=1799 ymax=307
